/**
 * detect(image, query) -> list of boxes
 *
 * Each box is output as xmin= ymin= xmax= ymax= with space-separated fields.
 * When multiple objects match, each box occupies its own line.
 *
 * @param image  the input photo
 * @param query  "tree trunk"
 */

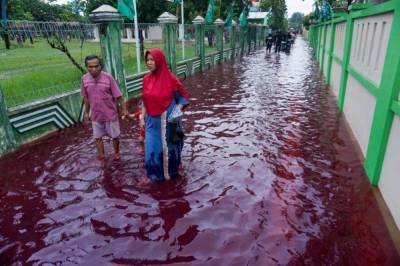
xmin=3 ymin=31 xmax=10 ymax=49
xmin=1 ymin=0 xmax=10 ymax=49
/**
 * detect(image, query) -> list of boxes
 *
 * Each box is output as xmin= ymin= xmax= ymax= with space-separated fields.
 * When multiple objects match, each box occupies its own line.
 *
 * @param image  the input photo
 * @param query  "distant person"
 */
xmin=80 ymin=54 xmax=128 ymax=164
xmin=274 ymin=32 xmax=282 ymax=53
xmin=265 ymin=33 xmax=273 ymax=54
xmin=139 ymin=48 xmax=189 ymax=185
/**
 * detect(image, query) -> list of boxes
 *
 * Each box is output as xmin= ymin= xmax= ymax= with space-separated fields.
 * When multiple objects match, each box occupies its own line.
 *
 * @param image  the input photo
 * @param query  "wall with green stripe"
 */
xmin=309 ymin=0 xmax=400 ymax=229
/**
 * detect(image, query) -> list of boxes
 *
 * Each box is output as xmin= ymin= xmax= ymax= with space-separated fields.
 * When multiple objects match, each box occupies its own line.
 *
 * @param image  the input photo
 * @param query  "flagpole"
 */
xmin=181 ymin=0 xmax=185 ymax=60
xmin=132 ymin=0 xmax=141 ymax=72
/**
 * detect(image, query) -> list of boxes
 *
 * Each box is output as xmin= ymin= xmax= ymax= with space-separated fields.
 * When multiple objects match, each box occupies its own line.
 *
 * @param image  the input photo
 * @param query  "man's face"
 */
xmin=86 ymin=58 xmax=101 ymax=78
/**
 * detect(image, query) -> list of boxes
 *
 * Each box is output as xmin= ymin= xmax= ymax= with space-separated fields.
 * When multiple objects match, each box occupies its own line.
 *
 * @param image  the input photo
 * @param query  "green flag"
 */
xmin=118 ymin=0 xmax=135 ymax=20
xmin=239 ymin=8 xmax=247 ymax=28
xmin=205 ymin=0 xmax=215 ymax=24
xmin=224 ymin=5 xmax=233 ymax=27
xmin=239 ymin=0 xmax=249 ymax=28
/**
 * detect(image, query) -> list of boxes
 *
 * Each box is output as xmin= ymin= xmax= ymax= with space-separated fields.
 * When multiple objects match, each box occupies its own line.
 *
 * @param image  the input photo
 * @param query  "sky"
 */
xmin=54 ymin=0 xmax=314 ymax=17
xmin=286 ymin=0 xmax=313 ymax=16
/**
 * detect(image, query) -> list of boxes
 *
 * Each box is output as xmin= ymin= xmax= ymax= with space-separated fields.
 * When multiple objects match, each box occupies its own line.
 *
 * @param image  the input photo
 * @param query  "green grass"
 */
xmin=0 ymin=39 xmax=220 ymax=107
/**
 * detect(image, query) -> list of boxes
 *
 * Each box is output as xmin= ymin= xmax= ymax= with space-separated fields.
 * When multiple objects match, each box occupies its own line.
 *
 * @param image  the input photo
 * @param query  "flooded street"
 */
xmin=1 ymin=38 xmax=399 ymax=265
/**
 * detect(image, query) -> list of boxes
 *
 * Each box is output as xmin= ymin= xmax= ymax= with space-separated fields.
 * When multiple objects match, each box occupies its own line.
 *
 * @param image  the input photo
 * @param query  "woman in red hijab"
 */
xmin=139 ymin=48 xmax=189 ymax=184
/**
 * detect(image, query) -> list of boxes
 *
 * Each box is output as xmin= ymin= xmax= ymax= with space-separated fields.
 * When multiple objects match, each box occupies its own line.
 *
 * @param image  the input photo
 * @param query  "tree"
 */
xmin=46 ymin=34 xmax=85 ymax=73
xmin=1 ymin=0 xmax=10 ymax=49
xmin=303 ymin=13 xmax=311 ymax=30
xmin=288 ymin=12 xmax=304 ymax=32
xmin=69 ymin=0 xmax=86 ymax=17
xmin=261 ymin=0 xmax=288 ymax=32
xmin=7 ymin=0 xmax=83 ymax=21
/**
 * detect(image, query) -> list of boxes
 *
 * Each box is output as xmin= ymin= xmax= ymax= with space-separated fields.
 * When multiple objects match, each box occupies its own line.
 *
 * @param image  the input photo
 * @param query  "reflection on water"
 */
xmin=1 ymin=38 xmax=399 ymax=265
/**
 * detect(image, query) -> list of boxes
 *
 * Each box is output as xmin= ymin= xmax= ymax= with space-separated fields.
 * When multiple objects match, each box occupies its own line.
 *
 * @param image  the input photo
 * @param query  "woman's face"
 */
xmin=146 ymin=54 xmax=156 ymax=72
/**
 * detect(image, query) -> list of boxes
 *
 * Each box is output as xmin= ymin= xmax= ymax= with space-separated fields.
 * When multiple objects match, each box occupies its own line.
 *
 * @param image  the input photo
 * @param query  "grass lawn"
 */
xmin=0 ymin=39 xmax=217 ymax=107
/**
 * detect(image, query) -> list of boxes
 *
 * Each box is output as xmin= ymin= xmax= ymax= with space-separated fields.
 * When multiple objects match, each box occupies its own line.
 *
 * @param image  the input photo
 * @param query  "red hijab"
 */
xmin=142 ymin=48 xmax=189 ymax=116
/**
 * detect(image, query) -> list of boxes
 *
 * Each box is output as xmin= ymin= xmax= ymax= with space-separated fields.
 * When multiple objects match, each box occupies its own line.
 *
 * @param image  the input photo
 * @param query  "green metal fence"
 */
xmin=0 ymin=21 xmax=100 ymax=107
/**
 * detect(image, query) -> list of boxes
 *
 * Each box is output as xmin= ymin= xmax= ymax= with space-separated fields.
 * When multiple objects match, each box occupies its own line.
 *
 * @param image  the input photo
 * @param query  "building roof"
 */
xmin=248 ymin=12 xmax=269 ymax=20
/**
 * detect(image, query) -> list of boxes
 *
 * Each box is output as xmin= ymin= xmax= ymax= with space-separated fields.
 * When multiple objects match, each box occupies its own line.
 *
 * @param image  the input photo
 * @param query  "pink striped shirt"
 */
xmin=80 ymin=71 xmax=122 ymax=122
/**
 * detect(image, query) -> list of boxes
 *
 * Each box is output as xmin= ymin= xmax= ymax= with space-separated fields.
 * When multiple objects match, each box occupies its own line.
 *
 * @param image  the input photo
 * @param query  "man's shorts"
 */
xmin=92 ymin=119 xmax=120 ymax=139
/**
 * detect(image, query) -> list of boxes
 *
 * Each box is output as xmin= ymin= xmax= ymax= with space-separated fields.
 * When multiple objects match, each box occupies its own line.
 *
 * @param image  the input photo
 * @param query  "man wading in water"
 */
xmin=80 ymin=55 xmax=128 ymax=165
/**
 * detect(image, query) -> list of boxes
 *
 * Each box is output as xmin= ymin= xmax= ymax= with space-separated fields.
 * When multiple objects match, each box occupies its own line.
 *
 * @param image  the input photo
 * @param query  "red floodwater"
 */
xmin=1 ymin=38 xmax=399 ymax=265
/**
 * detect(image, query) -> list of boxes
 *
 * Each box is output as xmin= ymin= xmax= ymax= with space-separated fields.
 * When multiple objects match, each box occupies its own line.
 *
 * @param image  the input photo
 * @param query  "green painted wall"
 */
xmin=308 ymin=1 xmax=400 ymax=186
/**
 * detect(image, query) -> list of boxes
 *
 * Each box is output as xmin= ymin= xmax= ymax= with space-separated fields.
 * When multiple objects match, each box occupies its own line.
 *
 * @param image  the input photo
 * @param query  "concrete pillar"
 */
xmin=214 ymin=18 xmax=224 ymax=63
xmin=240 ymin=26 xmax=246 ymax=55
xmin=90 ymin=5 xmax=127 ymax=99
xmin=0 ymin=86 xmax=16 ymax=156
xmin=247 ymin=25 xmax=252 ymax=52
xmin=230 ymin=20 xmax=237 ymax=59
xmin=158 ymin=12 xmax=178 ymax=74
xmin=193 ymin=16 xmax=205 ymax=71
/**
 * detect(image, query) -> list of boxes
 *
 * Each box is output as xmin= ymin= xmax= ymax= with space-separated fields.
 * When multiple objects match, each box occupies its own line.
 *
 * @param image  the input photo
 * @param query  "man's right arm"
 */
xmin=80 ymin=77 xmax=91 ymax=122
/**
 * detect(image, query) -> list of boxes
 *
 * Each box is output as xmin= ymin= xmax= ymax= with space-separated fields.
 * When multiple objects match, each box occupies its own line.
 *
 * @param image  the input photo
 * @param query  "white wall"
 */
xmin=330 ymin=60 xmax=342 ymax=98
xmin=147 ymin=25 xmax=162 ymax=40
xmin=343 ymin=75 xmax=376 ymax=156
xmin=325 ymin=25 xmax=332 ymax=51
xmin=325 ymin=9 xmax=399 ymax=232
xmin=333 ymin=22 xmax=346 ymax=60
xmin=324 ymin=52 xmax=329 ymax=75
xmin=379 ymin=116 xmax=400 ymax=229
xmin=350 ymin=12 xmax=393 ymax=86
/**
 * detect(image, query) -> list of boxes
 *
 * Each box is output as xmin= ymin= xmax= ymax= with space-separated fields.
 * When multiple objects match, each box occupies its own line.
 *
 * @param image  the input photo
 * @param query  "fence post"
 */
xmin=90 ymin=5 xmax=128 ymax=99
xmin=246 ymin=25 xmax=251 ymax=51
xmin=193 ymin=16 xmax=205 ymax=71
xmin=254 ymin=25 xmax=260 ymax=49
xmin=320 ymin=23 xmax=328 ymax=71
xmin=326 ymin=20 xmax=336 ymax=85
xmin=214 ymin=18 xmax=224 ymax=63
xmin=364 ymin=3 xmax=400 ymax=185
xmin=0 ymin=86 xmax=16 ymax=156
xmin=316 ymin=24 xmax=321 ymax=60
xmin=337 ymin=13 xmax=353 ymax=111
xmin=247 ymin=25 xmax=252 ymax=52
xmin=256 ymin=26 xmax=259 ymax=47
xmin=230 ymin=21 xmax=237 ymax=59
xmin=158 ymin=12 xmax=178 ymax=74
xmin=263 ymin=26 xmax=267 ymax=47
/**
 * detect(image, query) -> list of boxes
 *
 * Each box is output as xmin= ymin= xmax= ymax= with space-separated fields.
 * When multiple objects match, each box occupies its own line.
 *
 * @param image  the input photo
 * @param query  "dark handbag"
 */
xmin=169 ymin=122 xmax=185 ymax=144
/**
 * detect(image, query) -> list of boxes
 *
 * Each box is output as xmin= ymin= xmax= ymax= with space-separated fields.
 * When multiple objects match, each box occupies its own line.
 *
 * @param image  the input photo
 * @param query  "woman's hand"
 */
xmin=139 ymin=115 xmax=145 ymax=129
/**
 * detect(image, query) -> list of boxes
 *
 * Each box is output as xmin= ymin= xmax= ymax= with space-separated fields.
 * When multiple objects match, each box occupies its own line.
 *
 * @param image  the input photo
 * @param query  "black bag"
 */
xmin=169 ymin=122 xmax=185 ymax=144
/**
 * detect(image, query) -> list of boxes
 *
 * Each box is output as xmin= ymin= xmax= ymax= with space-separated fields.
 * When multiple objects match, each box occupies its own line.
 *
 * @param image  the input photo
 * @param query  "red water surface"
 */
xmin=1 ymin=38 xmax=399 ymax=265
